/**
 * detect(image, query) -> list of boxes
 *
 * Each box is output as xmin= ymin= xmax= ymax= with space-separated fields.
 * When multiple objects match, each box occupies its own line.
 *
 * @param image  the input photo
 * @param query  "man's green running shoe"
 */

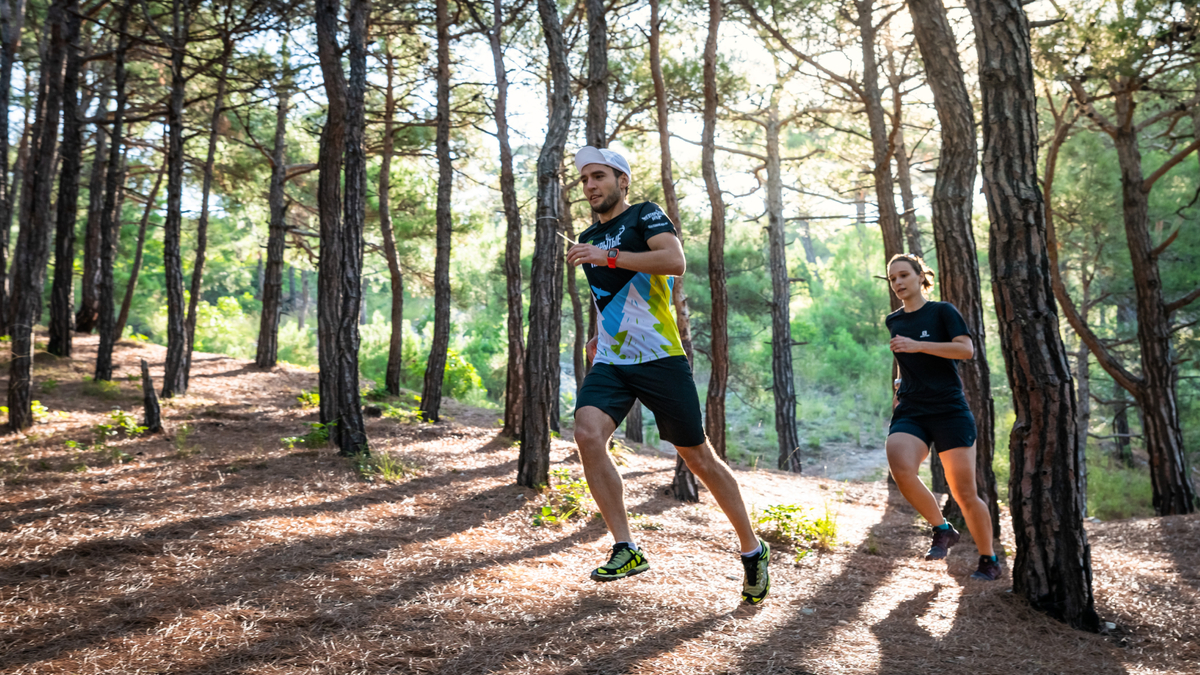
xmin=741 ymin=540 xmax=771 ymax=604
xmin=590 ymin=543 xmax=649 ymax=582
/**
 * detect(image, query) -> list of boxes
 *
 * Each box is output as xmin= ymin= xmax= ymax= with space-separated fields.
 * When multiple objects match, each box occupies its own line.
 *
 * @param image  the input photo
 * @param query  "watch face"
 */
xmin=607 ymin=250 xmax=618 ymax=258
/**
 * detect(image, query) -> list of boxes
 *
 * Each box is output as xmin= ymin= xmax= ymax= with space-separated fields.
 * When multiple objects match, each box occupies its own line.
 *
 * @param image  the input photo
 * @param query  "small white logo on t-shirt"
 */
xmin=919 ymin=330 xmax=930 ymax=338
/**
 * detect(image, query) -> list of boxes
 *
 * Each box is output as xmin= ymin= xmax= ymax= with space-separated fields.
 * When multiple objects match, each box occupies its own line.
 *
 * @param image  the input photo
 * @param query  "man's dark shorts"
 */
xmin=575 ymin=355 xmax=707 ymax=448
xmin=888 ymin=405 xmax=977 ymax=454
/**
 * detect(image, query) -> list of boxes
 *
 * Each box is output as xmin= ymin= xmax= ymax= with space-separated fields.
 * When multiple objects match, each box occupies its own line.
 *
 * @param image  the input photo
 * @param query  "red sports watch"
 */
xmin=606 ymin=249 xmax=619 ymax=269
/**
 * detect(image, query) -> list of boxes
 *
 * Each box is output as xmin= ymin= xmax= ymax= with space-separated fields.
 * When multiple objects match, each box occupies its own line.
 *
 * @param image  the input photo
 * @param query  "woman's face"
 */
xmin=888 ymin=260 xmax=925 ymax=301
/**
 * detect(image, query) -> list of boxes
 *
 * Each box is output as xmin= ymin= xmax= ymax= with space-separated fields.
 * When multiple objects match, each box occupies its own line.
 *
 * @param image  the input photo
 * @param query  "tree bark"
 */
xmin=115 ymin=156 xmax=166 ymax=339
xmin=0 ymin=0 xmax=26 ymax=338
xmin=160 ymin=0 xmax=191 ymax=398
xmin=887 ymin=51 xmax=922 ymax=258
xmin=256 ymin=49 xmax=290 ymax=369
xmin=298 ymin=268 xmax=309 ymax=330
xmin=8 ymin=0 xmax=68 ymax=432
xmin=518 ymin=0 xmax=570 ymax=489
xmin=964 ymin=0 xmax=1097 ymax=630
xmin=909 ymin=0 xmax=1000 ymax=533
xmin=186 ymin=40 xmax=232 ymax=383
xmin=335 ymin=0 xmax=369 ymax=456
xmin=315 ymin=0 xmax=346 ymax=444
xmin=76 ymin=84 xmax=107 ymax=333
xmin=140 ymin=358 xmax=161 ymax=433
xmin=766 ymin=100 xmax=801 ymax=473
xmin=379 ymin=48 xmax=404 ymax=396
xmin=701 ymin=0 xmax=728 ymax=460
xmin=420 ymin=0 xmax=453 ymax=423
xmin=94 ymin=2 xmax=130 ymax=382
xmin=584 ymin=0 xmax=607 ymax=147
xmin=48 ymin=4 xmax=84 ymax=358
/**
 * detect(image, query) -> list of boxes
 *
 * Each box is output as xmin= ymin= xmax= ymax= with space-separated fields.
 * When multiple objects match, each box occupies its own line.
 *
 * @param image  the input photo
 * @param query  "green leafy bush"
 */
xmin=754 ymin=503 xmax=838 ymax=558
xmin=533 ymin=468 xmax=590 ymax=527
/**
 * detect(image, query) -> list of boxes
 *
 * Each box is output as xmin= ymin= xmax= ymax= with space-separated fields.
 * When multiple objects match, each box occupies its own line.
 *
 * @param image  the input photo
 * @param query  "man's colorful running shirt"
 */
xmin=578 ymin=202 xmax=686 ymax=366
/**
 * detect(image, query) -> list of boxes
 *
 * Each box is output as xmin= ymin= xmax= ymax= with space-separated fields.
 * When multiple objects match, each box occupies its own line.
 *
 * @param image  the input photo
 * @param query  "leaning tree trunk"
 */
xmin=116 ymin=158 xmax=167 ymax=339
xmin=420 ymin=0 xmax=453 ymax=423
xmin=701 ymin=0 xmax=728 ymax=460
xmin=652 ymin=0 xmax=699 ymax=498
xmin=256 ymin=60 xmax=290 ymax=368
xmin=335 ymin=0 xmax=369 ymax=456
xmin=315 ymin=0 xmax=347 ymax=444
xmin=766 ymin=102 xmax=800 ymax=473
xmin=964 ymin=0 xmax=1098 ymax=630
xmin=160 ymin=0 xmax=191 ymax=398
xmin=94 ymin=1 xmax=131 ymax=382
xmin=909 ymin=0 xmax=1000 ymax=533
xmin=487 ymin=0 xmax=523 ymax=433
xmin=76 ymin=85 xmax=107 ymax=333
xmin=0 ymin=0 xmax=26 ymax=338
xmin=185 ymin=43 xmax=232 ymax=382
xmin=8 ymin=0 xmax=68 ymax=432
xmin=48 ymin=5 xmax=84 ymax=358
xmin=518 ymin=0 xmax=570 ymax=489
xmin=379 ymin=49 xmax=404 ymax=396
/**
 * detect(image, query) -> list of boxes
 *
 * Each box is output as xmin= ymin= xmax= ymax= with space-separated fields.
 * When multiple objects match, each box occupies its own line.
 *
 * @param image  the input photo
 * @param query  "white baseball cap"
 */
xmin=574 ymin=146 xmax=632 ymax=182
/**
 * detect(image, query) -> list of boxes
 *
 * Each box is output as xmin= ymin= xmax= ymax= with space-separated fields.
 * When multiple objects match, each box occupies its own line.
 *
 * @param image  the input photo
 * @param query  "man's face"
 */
xmin=580 ymin=163 xmax=627 ymax=215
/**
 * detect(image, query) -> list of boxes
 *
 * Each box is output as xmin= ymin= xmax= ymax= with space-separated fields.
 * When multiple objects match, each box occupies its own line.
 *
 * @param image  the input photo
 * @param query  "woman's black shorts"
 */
xmin=889 ymin=406 xmax=977 ymax=453
xmin=574 ymin=355 xmax=707 ymax=448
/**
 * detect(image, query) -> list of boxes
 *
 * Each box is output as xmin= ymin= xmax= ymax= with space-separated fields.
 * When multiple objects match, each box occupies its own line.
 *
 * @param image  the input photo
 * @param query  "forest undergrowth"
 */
xmin=0 ymin=335 xmax=1196 ymax=674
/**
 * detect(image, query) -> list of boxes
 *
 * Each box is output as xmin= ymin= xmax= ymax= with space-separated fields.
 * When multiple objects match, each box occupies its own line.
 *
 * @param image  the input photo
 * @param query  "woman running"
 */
xmin=884 ymin=253 xmax=1000 ymax=581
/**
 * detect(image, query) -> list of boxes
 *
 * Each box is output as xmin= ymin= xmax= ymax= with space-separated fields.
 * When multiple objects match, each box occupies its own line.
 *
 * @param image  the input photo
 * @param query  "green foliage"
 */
xmin=40 ymin=378 xmax=59 ymax=394
xmin=82 ymin=378 xmax=122 ymax=400
xmin=281 ymin=421 xmax=335 ymax=449
xmin=353 ymin=452 xmax=419 ymax=483
xmin=108 ymin=409 xmax=148 ymax=437
xmin=1086 ymin=447 xmax=1155 ymax=521
xmin=754 ymin=502 xmax=838 ymax=557
xmin=296 ymin=390 xmax=320 ymax=409
xmin=628 ymin=512 xmax=663 ymax=531
xmin=533 ymin=468 xmax=590 ymax=527
xmin=174 ymin=425 xmax=197 ymax=457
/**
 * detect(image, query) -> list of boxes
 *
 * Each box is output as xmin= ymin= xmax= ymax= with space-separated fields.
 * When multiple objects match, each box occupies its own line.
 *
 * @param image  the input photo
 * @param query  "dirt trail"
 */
xmin=0 ymin=336 xmax=1196 ymax=674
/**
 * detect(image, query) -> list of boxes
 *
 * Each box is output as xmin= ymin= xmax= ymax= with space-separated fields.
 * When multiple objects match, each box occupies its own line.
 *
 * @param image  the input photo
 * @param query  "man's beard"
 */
xmin=590 ymin=189 xmax=621 ymax=215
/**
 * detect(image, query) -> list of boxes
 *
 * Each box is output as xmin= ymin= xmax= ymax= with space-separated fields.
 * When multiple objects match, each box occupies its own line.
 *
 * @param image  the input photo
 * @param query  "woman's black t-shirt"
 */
xmin=886 ymin=300 xmax=972 ymax=415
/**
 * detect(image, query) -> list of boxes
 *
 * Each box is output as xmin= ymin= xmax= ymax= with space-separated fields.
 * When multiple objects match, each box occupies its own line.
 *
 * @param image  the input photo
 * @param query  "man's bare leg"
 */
xmin=574 ymin=406 xmax=631 ymax=542
xmin=675 ymin=440 xmax=759 ymax=552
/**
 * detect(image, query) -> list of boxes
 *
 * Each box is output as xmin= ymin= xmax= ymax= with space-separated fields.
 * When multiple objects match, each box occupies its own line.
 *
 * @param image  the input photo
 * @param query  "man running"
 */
xmin=565 ymin=146 xmax=770 ymax=605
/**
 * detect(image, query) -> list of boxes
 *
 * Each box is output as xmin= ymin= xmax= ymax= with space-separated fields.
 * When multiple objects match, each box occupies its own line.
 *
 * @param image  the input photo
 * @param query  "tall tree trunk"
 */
xmin=561 ymin=177 xmax=583 ymax=393
xmin=518 ymin=0 xmax=570 ymax=489
xmin=909 ymin=0 xmax=1001 ymax=533
xmin=766 ymin=100 xmax=800 ymax=473
xmin=887 ymin=52 xmax=922 ymax=258
xmin=75 ymin=85 xmax=107 ymax=333
xmin=487 ymin=0 xmax=523 ymax=433
xmin=0 ymin=0 xmax=27 ymax=338
xmin=584 ymin=0 xmax=607 ymax=147
xmin=315 ymin=0 xmax=347 ymax=443
xmin=701 ymin=0 xmax=728 ymax=460
xmin=115 ymin=156 xmax=167 ymax=339
xmin=964 ymin=0 xmax=1097 ymax=630
xmin=420 ymin=0 xmax=453 ymax=422
xmin=48 ymin=5 xmax=84 ymax=357
xmin=379 ymin=48 xmax=404 ymax=396
xmin=550 ymin=205 xmax=565 ymax=434
xmin=8 ymin=0 xmax=68 ymax=432
xmin=335 ymin=0 xmax=369 ymax=456
xmin=856 ymin=0 xmax=904 ymax=314
xmin=7 ymin=70 xmax=31 ymax=303
xmin=298 ymin=268 xmax=309 ymax=330
xmin=94 ymin=2 xmax=130 ymax=382
xmin=256 ymin=49 xmax=290 ymax=369
xmin=185 ymin=41 xmax=232 ymax=384
xmin=160 ymin=0 xmax=190 ymax=398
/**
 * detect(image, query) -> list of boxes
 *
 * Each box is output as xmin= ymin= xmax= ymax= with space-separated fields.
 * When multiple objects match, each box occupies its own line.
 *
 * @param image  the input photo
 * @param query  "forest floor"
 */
xmin=0 ymin=335 xmax=1197 ymax=674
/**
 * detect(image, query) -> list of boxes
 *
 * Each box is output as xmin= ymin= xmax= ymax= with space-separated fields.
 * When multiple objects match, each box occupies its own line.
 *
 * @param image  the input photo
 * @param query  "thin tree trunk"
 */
xmin=420 ymin=0 xmax=453 ymax=423
xmin=315 ymin=0 xmax=346 ymax=444
xmin=115 ymin=154 xmax=166 ymax=340
xmin=8 ymin=0 xmax=68 ymax=432
xmin=518 ymin=0 xmax=570 ymax=489
xmin=140 ymin=358 xmax=161 ymax=432
xmin=702 ymin=0 xmax=728 ymax=460
xmin=584 ymin=0 xmax=607 ymax=147
xmin=256 ymin=50 xmax=290 ymax=368
xmin=160 ymin=0 xmax=191 ymax=398
xmin=0 ymin=0 xmax=27 ymax=338
xmin=766 ymin=100 xmax=800 ymax=473
xmin=561 ymin=177 xmax=584 ymax=392
xmin=75 ymin=85 xmax=107 ymax=333
xmin=379 ymin=49 xmax=404 ymax=396
xmin=887 ymin=52 xmax=922 ymax=258
xmin=550 ymin=205 xmax=565 ymax=434
xmin=185 ymin=41 xmax=232 ymax=386
xmin=336 ymin=0 xmax=369 ymax=456
xmin=48 ymin=5 xmax=84 ymax=357
xmin=94 ymin=2 xmax=130 ymax=382
xmin=964 ymin=0 xmax=1097 ymax=630
xmin=909 ymin=0 xmax=1000 ymax=533
xmin=298 ymin=268 xmax=309 ymax=330
xmin=5 ymin=71 xmax=31 ymax=333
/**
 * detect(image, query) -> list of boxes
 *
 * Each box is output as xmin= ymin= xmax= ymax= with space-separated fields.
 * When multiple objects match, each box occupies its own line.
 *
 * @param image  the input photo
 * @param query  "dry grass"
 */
xmin=0 ymin=334 xmax=1196 ymax=674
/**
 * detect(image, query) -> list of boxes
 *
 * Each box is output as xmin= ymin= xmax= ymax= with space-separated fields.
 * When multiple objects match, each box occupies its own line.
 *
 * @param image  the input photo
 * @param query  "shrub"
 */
xmin=533 ymin=468 xmax=590 ymax=526
xmin=754 ymin=502 xmax=838 ymax=558
xmin=82 ymin=378 xmax=122 ymax=400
